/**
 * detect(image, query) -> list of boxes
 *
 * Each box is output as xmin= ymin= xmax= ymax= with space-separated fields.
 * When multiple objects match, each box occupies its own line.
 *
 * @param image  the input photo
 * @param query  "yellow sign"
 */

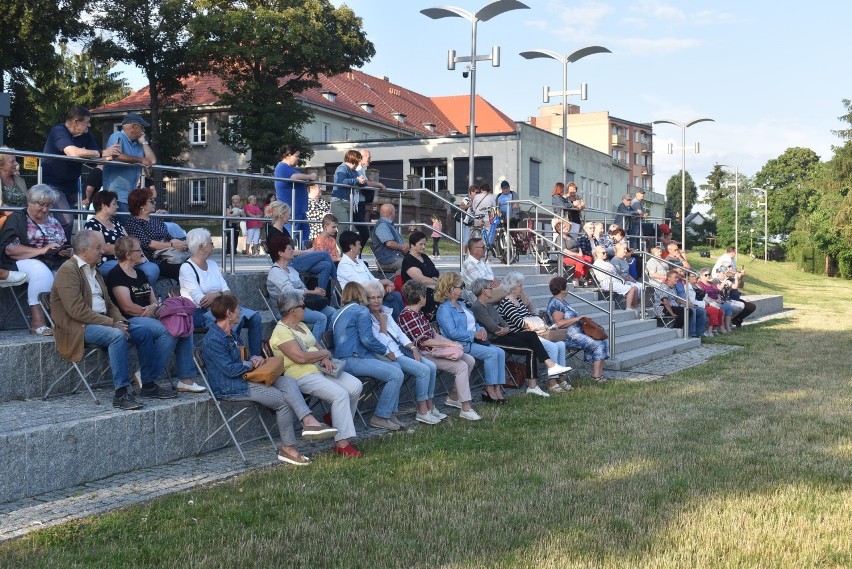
xmin=23 ymin=157 xmax=39 ymax=171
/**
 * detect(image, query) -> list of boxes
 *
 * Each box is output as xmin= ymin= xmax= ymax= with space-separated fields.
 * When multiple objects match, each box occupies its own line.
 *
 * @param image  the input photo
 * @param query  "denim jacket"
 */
xmin=332 ymin=302 xmax=387 ymax=359
xmin=201 ymin=324 xmax=252 ymax=398
xmin=331 ymin=162 xmax=364 ymax=201
xmin=436 ymin=300 xmax=481 ymax=351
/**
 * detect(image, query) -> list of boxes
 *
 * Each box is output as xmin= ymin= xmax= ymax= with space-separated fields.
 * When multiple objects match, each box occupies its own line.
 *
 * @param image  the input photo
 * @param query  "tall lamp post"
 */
xmin=652 ymin=117 xmax=714 ymax=250
xmin=422 ymin=0 xmax=530 ymax=188
xmin=717 ymin=163 xmax=739 ymax=253
xmin=519 ymin=46 xmax=610 ymax=187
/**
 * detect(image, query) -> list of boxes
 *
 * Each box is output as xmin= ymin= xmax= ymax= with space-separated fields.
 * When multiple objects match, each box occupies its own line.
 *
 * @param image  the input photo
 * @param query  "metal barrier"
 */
xmin=637 ymin=250 xmax=696 ymax=340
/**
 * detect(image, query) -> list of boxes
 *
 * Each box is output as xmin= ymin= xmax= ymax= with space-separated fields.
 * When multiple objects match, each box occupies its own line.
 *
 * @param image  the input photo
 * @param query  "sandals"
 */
xmin=30 ymin=326 xmax=53 ymax=336
xmin=592 ymin=376 xmax=608 ymax=383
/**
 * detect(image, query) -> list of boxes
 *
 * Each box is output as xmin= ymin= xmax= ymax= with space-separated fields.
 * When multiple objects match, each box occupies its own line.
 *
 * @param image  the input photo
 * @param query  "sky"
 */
xmin=117 ymin=0 xmax=852 ymax=192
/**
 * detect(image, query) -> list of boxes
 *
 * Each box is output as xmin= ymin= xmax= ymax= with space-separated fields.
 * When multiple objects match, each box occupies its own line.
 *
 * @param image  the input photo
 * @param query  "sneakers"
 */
xmin=0 ymin=270 xmax=28 ymax=288
xmin=548 ymin=383 xmax=566 ymax=394
xmin=139 ymin=383 xmax=178 ymax=399
xmin=430 ymin=408 xmax=448 ymax=421
xmin=547 ymin=364 xmax=572 ymax=377
xmin=526 ymin=386 xmax=551 ymax=398
xmin=302 ymin=423 xmax=338 ymax=440
xmin=113 ymin=391 xmax=143 ymax=410
xmin=334 ymin=443 xmax=362 ymax=458
xmin=369 ymin=416 xmax=400 ymax=431
xmin=416 ymin=412 xmax=440 ymax=425
xmin=459 ymin=409 xmax=482 ymax=421
xmin=558 ymin=380 xmax=573 ymax=392
xmin=703 ymin=331 xmax=715 ymax=338
xmin=444 ymin=397 xmax=463 ymax=410
xmin=277 ymin=448 xmax=311 ymax=466
xmin=176 ymin=380 xmax=206 ymax=393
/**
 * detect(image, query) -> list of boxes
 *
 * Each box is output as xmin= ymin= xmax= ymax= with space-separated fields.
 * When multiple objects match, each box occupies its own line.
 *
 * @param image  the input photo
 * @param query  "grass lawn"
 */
xmin=1 ymin=255 xmax=850 ymax=568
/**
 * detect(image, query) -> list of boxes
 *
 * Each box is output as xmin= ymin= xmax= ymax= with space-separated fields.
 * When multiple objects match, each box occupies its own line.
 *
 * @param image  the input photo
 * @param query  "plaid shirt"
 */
xmin=397 ymin=307 xmax=434 ymax=351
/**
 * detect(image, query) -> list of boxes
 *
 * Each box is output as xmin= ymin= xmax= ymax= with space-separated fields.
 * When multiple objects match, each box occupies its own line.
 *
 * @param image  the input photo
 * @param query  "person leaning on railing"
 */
xmin=0 ymin=151 xmax=27 ymax=216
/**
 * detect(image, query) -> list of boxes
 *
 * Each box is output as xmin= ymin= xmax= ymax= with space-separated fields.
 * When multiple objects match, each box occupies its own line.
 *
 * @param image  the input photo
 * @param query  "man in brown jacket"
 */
xmin=50 ymin=229 xmax=176 ymax=410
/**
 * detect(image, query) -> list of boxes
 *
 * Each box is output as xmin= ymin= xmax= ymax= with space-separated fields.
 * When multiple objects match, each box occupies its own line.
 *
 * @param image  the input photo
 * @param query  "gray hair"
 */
xmin=269 ymin=200 xmax=291 ymax=220
xmin=363 ymin=280 xmax=384 ymax=299
xmin=185 ymin=228 xmax=211 ymax=255
xmin=277 ymin=289 xmax=304 ymax=316
xmin=470 ymin=278 xmax=491 ymax=298
xmin=501 ymin=271 xmax=525 ymax=291
xmin=27 ymin=184 xmax=59 ymax=205
xmin=71 ymin=229 xmax=99 ymax=254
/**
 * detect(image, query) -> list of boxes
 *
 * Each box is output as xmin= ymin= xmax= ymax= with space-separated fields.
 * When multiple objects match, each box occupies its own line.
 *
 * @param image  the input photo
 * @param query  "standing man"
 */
xmin=354 ymin=149 xmax=386 ymax=247
xmin=496 ymin=180 xmax=519 ymax=227
xmin=42 ymin=105 xmax=117 ymax=240
xmin=370 ymin=203 xmax=407 ymax=274
xmin=629 ymin=189 xmax=648 ymax=248
xmin=102 ymin=113 xmax=157 ymax=213
xmin=615 ymin=194 xmax=635 ymax=233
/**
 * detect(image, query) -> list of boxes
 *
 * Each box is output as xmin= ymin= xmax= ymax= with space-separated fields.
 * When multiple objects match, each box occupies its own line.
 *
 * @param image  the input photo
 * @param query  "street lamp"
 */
xmin=717 ymin=163 xmax=739 ymax=254
xmin=422 ymin=0 xmax=530 ymax=189
xmin=752 ymin=187 xmax=768 ymax=263
xmin=519 ymin=46 xmax=611 ymax=187
xmin=652 ymin=117 xmax=714 ymax=251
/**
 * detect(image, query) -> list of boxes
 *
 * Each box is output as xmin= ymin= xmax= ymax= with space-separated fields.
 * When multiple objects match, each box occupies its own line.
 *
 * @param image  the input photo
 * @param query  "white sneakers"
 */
xmin=444 ymin=397 xmax=463 ymax=409
xmin=430 ymin=408 xmax=448 ymax=420
xmin=547 ymin=364 xmax=572 ymax=376
xmin=416 ymin=412 xmax=440 ymax=425
xmin=0 ymin=270 xmax=27 ymax=288
xmin=177 ymin=380 xmax=207 ymax=393
xmin=459 ymin=409 xmax=481 ymax=421
xmin=526 ymin=386 xmax=551 ymax=398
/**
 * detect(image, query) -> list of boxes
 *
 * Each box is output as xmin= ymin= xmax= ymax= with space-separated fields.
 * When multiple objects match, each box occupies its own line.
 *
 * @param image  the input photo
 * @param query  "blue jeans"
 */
xmin=467 ymin=342 xmax=505 ymax=385
xmin=383 ymin=291 xmax=404 ymax=321
xmin=290 ymin=250 xmax=336 ymax=291
xmin=344 ymin=355 xmax=404 ymax=419
xmin=540 ymin=337 xmax=566 ymax=366
xmin=689 ymin=306 xmax=708 ymax=337
xmin=85 ymin=321 xmax=158 ymax=390
xmin=127 ymin=317 xmax=178 ymax=382
xmin=303 ymin=305 xmax=337 ymax=341
xmin=196 ymin=305 xmax=263 ymax=357
xmin=397 ymin=354 xmax=437 ymax=402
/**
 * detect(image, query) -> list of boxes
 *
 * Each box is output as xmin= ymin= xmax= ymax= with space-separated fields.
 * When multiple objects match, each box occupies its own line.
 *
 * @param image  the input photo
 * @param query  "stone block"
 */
xmin=0 ymin=432 xmax=26 ymax=503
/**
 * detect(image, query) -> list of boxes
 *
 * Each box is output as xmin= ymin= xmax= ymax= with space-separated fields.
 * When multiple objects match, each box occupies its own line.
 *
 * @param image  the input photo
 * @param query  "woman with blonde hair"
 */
xmin=266 ymin=200 xmax=335 ymax=293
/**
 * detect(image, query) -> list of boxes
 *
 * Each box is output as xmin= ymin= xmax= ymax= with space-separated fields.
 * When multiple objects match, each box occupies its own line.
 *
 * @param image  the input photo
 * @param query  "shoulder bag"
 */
xmin=578 ymin=316 xmax=608 ymax=341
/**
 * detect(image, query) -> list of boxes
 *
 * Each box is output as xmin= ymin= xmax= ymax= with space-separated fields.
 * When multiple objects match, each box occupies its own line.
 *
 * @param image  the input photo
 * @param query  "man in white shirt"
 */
xmin=462 ymin=237 xmax=507 ymax=301
xmin=337 ymin=230 xmax=403 ymax=319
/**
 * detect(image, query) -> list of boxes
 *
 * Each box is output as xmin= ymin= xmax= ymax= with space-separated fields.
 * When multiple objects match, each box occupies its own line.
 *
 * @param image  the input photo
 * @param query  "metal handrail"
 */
xmin=637 ymin=250 xmax=695 ymax=337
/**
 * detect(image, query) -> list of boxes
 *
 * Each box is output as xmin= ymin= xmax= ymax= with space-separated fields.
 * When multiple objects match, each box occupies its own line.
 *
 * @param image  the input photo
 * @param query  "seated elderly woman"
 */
xmin=695 ymin=268 xmax=735 ymax=333
xmin=123 ymin=187 xmax=188 ymax=281
xmin=591 ymin=246 xmax=639 ymax=310
xmin=105 ymin=236 xmax=205 ymax=393
xmin=363 ymin=280 xmax=443 ymax=425
xmin=495 ymin=272 xmax=571 ymax=383
xmin=266 ymin=234 xmax=336 ymax=340
xmin=270 ymin=290 xmax=362 ymax=458
xmin=645 ymin=245 xmax=669 ymax=284
xmin=401 ymin=230 xmax=440 ymax=318
xmin=435 ymin=271 xmax=507 ymax=404
xmin=0 ymin=184 xmax=73 ymax=335
xmin=84 ymin=189 xmax=159 ymax=283
xmin=333 ymin=282 xmax=406 ymax=431
xmin=201 ymin=293 xmax=337 ymax=465
xmin=470 ymin=278 xmax=571 ymax=396
xmin=180 ymin=228 xmax=263 ymax=357
xmin=266 ymin=200 xmax=336 ymax=293
xmin=398 ymin=280 xmax=480 ymax=421
xmin=546 ymin=276 xmax=610 ymax=383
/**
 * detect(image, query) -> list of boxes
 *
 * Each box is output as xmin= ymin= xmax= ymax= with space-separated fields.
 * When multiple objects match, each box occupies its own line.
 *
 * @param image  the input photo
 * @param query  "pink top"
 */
xmin=243 ymin=204 xmax=263 ymax=229
xmin=431 ymin=219 xmax=442 ymax=238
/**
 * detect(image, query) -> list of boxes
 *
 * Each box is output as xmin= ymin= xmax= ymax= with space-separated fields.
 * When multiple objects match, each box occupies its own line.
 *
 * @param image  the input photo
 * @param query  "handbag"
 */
xmin=242 ymin=356 xmax=285 ymax=387
xmin=285 ymin=322 xmax=345 ymax=379
xmin=427 ymin=345 xmax=463 ymax=360
xmin=542 ymin=328 xmax=568 ymax=342
xmin=523 ymin=315 xmax=549 ymax=334
xmin=304 ymin=293 xmax=330 ymax=311
xmin=153 ymin=246 xmax=190 ymax=264
xmin=579 ymin=317 xmax=608 ymax=340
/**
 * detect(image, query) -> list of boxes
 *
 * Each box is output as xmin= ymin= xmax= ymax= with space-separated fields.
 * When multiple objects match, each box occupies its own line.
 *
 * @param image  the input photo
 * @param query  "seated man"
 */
xmin=370 ymin=203 xmax=408 ymax=274
xmin=611 ymin=242 xmax=644 ymax=294
xmin=461 ymin=237 xmax=507 ymax=301
xmin=337 ymin=230 xmax=403 ymax=320
xmin=591 ymin=246 xmax=638 ymax=310
xmin=654 ymin=269 xmax=704 ymax=338
xmin=664 ymin=242 xmax=691 ymax=270
xmin=50 ymin=229 xmax=177 ymax=410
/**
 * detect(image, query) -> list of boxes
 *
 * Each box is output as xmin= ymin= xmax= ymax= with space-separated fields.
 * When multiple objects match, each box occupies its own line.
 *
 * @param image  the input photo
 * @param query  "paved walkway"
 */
xmin=0 ymin=340 xmax=745 ymax=542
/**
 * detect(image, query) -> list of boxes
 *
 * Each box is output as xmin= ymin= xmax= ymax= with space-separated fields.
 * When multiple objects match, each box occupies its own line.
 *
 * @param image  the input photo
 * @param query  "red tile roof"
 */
xmin=92 ymin=70 xmax=516 ymax=137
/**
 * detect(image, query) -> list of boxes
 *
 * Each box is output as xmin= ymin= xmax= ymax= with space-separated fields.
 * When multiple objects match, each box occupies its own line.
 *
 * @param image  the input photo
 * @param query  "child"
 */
xmin=311 ymin=213 xmax=340 ymax=262
xmin=430 ymin=214 xmax=442 ymax=258
xmin=243 ymin=195 xmax=264 ymax=256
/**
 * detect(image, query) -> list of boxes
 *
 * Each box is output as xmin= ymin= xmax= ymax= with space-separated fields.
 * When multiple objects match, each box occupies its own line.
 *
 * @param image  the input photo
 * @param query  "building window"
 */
xmin=190 ymin=118 xmax=207 ymax=145
xmin=529 ymin=159 xmax=541 ymax=198
xmin=343 ymin=128 xmax=351 ymax=141
xmin=322 ymin=122 xmax=331 ymax=142
xmin=190 ymin=179 xmax=207 ymax=204
xmin=113 ymin=123 xmax=122 ymax=133
xmin=362 ymin=132 xmax=370 ymax=140
xmin=411 ymin=162 xmax=448 ymax=193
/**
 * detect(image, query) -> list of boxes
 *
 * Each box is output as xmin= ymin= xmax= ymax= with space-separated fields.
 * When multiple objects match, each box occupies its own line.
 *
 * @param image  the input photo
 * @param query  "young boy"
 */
xmin=311 ymin=213 xmax=340 ymax=262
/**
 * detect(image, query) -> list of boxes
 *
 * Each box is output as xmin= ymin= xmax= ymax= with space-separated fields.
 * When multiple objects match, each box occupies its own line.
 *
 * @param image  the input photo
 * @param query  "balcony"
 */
xmin=641 ymin=165 xmax=654 ymax=176
xmin=640 ymin=142 xmax=652 ymax=153
xmin=611 ymin=134 xmax=626 ymax=147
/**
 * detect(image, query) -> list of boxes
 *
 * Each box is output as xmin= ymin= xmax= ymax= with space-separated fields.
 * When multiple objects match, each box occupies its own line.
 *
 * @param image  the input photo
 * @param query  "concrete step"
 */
xmin=611 ymin=328 xmax=681 ymax=353
xmin=604 ymin=336 xmax=702 ymax=371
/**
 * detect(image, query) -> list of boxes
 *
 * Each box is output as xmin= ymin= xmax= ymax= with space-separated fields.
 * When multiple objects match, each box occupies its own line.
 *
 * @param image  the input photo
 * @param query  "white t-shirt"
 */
xmin=179 ymin=259 xmax=229 ymax=307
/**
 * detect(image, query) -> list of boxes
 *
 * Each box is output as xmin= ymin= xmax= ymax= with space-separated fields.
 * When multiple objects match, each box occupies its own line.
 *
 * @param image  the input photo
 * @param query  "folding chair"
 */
xmin=39 ymin=292 xmax=111 ymax=404
xmin=193 ymin=346 xmax=277 ymax=463
xmin=258 ymin=283 xmax=278 ymax=318
xmin=0 ymin=283 xmax=30 ymax=330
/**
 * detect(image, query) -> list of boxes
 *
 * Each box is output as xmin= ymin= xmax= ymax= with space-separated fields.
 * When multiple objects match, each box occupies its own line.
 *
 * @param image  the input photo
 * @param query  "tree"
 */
xmin=752 ymin=147 xmax=820 ymax=237
xmin=702 ymin=165 xmax=754 ymax=249
xmin=88 ymin=0 xmax=199 ymax=166
xmin=664 ymin=170 xmax=698 ymax=221
xmin=189 ymin=0 xmax=375 ymax=170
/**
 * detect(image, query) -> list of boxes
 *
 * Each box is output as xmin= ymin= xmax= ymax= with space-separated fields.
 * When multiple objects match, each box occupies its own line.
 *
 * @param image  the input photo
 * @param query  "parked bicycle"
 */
xmin=472 ymin=207 xmax=518 ymax=265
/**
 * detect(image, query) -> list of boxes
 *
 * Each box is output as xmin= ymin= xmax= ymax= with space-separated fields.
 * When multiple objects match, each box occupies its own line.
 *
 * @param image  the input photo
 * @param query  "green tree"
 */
xmin=88 ymin=0 xmax=199 ymax=166
xmin=702 ymin=165 xmax=755 ymax=249
xmin=664 ymin=170 xmax=698 ymax=221
xmin=189 ymin=0 xmax=375 ymax=170
xmin=753 ymin=147 xmax=820 ymax=237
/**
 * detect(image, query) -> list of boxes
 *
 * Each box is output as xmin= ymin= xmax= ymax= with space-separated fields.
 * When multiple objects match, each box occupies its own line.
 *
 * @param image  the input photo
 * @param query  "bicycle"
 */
xmin=479 ymin=207 xmax=517 ymax=265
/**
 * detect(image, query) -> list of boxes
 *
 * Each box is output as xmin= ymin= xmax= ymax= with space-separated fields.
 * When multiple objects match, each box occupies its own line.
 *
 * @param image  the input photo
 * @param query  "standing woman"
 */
xmin=242 ymin=195 xmax=264 ymax=256
xmin=123 ymin=187 xmax=188 ymax=280
xmin=305 ymin=183 xmax=330 ymax=242
xmin=430 ymin=214 xmax=442 ymax=258
xmin=401 ymin=230 xmax=440 ymax=319
xmin=274 ymin=144 xmax=318 ymax=245
xmin=435 ymin=271 xmax=507 ymax=403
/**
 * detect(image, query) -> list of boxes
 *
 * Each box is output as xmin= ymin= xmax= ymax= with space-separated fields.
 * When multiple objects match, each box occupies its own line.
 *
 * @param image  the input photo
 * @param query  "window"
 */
xmin=362 ymin=132 xmax=370 ymax=140
xmin=343 ymin=128 xmax=351 ymax=141
xmin=410 ymin=161 xmax=448 ymax=193
xmin=190 ymin=179 xmax=207 ymax=204
xmin=113 ymin=123 xmax=122 ymax=133
xmin=190 ymin=118 xmax=207 ymax=145
xmin=633 ymin=152 xmax=639 ymax=164
xmin=322 ymin=122 xmax=331 ymax=142
xmin=529 ymin=159 xmax=541 ymax=197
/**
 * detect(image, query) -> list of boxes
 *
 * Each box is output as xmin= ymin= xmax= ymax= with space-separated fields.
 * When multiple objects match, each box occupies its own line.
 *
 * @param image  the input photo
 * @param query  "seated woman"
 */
xmin=555 ymin=220 xmax=593 ymax=287
xmin=401 ymin=230 xmax=440 ymax=318
xmin=337 ymin=230 xmax=403 ymax=320
xmin=201 ymin=294 xmax=337 ymax=465
xmin=106 ymin=236 xmax=205 ymax=393
xmin=363 ymin=280 xmax=442 ymax=425
xmin=435 ymin=271 xmax=507 ymax=404
xmin=0 ymin=184 xmax=73 ymax=335
xmin=179 ymin=228 xmax=263 ymax=357
xmin=547 ymin=276 xmax=610 ymax=383
xmin=270 ymin=290 xmax=362 ymax=458
xmin=123 ymin=187 xmax=188 ymax=281
xmin=696 ymin=269 xmax=736 ymax=333
xmin=84 ymin=190 xmax=159 ymax=284
xmin=645 ymin=245 xmax=669 ymax=284
xmin=470 ymin=278 xmax=571 ymax=396
xmin=266 ymin=200 xmax=335 ymax=293
xmin=333 ymin=282 xmax=405 ymax=431
xmin=495 ymin=271 xmax=570 ymax=381
xmin=398 ymin=280 xmax=480 ymax=421
xmin=591 ymin=246 xmax=639 ymax=310
xmin=266 ymin=234 xmax=336 ymax=340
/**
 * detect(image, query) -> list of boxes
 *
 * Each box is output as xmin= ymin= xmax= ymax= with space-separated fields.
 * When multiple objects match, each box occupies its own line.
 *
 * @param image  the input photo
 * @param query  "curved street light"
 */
xmin=422 ymin=0 xmax=530 ymax=189
xmin=520 ymin=46 xmax=611 ymax=187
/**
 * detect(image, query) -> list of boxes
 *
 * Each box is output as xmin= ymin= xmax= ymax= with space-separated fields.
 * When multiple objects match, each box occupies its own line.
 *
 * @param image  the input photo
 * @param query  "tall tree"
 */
xmin=664 ymin=170 xmax=698 ymax=221
xmin=189 ymin=0 xmax=375 ymax=170
xmin=88 ymin=0 xmax=198 ymax=166
xmin=752 ymin=147 xmax=820 ymax=237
